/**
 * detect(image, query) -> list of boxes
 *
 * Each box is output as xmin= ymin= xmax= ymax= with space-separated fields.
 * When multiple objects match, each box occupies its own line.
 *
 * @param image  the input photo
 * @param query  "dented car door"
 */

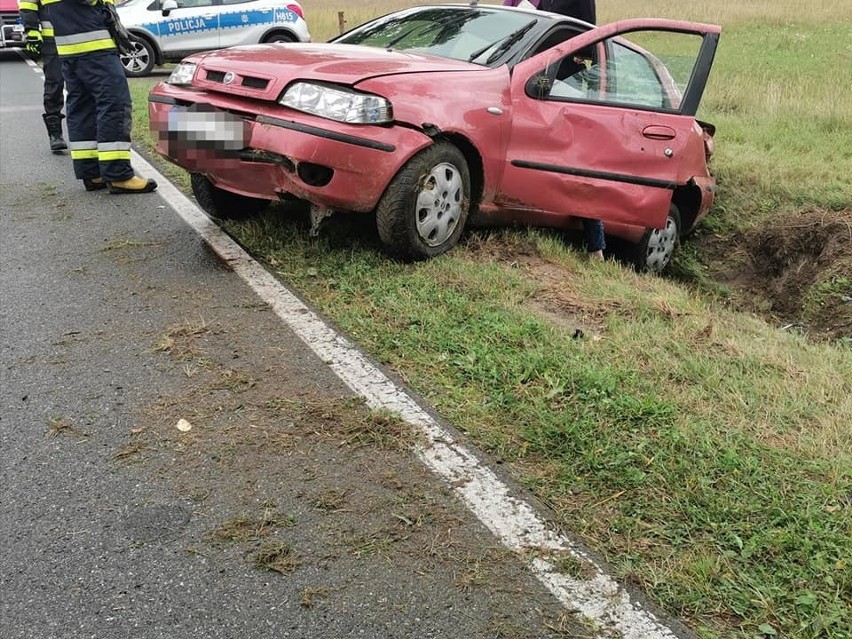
xmin=498 ymin=18 xmax=720 ymax=230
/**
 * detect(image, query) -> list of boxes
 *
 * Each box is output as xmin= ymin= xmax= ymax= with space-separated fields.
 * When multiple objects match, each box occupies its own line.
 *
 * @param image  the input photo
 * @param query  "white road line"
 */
xmin=17 ymin=49 xmax=43 ymax=75
xmin=131 ymin=151 xmax=688 ymax=639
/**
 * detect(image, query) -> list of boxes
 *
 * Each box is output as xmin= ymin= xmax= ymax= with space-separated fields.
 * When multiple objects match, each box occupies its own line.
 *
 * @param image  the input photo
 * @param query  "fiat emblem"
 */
xmin=223 ymin=72 xmax=236 ymax=85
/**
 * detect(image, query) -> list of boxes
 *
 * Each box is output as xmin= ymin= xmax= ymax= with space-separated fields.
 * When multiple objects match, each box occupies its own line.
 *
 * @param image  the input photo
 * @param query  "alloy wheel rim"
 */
xmin=121 ymin=43 xmax=149 ymax=74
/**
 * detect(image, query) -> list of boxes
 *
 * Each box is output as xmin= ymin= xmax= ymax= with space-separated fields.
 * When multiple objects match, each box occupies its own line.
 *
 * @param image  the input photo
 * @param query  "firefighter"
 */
xmin=49 ymin=0 xmax=156 ymax=193
xmin=19 ymin=0 xmax=67 ymax=151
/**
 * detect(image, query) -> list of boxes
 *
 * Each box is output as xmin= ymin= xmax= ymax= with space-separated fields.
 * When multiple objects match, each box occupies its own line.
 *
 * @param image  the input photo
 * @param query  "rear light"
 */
xmin=286 ymin=3 xmax=303 ymax=19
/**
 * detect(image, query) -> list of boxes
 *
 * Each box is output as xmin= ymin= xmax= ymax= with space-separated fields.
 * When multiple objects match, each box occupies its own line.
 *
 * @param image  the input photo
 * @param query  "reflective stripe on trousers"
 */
xmin=70 ymin=140 xmax=97 ymax=160
xmin=98 ymin=141 xmax=132 ymax=162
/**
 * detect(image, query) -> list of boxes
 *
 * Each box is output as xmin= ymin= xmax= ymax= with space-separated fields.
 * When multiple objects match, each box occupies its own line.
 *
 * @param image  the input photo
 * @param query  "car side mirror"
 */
xmin=161 ymin=0 xmax=178 ymax=16
xmin=527 ymin=72 xmax=553 ymax=99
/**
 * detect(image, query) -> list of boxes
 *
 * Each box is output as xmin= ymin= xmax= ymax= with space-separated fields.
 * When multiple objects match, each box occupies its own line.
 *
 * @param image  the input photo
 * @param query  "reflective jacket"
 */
xmin=48 ymin=0 xmax=118 ymax=57
xmin=18 ymin=0 xmax=59 ymax=40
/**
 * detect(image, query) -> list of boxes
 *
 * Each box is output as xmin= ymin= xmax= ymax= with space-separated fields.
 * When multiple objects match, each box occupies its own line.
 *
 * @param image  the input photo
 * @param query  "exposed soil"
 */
xmin=462 ymin=210 xmax=852 ymax=342
xmin=463 ymin=232 xmax=618 ymax=337
xmin=699 ymin=209 xmax=852 ymax=341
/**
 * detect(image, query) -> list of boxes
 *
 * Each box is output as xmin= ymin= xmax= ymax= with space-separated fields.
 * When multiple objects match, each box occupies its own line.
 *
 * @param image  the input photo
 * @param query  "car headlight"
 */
xmin=279 ymin=82 xmax=392 ymax=124
xmin=167 ymin=62 xmax=197 ymax=86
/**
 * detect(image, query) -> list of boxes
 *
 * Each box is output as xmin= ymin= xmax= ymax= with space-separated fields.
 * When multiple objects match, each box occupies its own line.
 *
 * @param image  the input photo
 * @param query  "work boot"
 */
xmin=43 ymin=113 xmax=67 ymax=152
xmin=109 ymin=176 xmax=158 ymax=194
xmin=83 ymin=177 xmax=107 ymax=191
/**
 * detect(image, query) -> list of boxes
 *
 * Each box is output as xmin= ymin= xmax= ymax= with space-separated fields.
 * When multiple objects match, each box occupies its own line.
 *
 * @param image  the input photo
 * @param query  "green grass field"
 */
xmin=128 ymin=2 xmax=852 ymax=637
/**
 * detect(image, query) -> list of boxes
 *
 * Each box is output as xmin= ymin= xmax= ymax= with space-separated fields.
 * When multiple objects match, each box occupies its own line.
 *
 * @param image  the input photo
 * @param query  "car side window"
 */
xmin=537 ymin=29 xmax=704 ymax=113
xmin=606 ymin=41 xmax=665 ymax=108
xmin=172 ymin=0 xmax=216 ymax=8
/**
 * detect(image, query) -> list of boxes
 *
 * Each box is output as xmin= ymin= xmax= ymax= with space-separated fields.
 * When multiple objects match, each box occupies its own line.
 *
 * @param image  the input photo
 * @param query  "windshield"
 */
xmin=334 ymin=7 xmax=544 ymax=66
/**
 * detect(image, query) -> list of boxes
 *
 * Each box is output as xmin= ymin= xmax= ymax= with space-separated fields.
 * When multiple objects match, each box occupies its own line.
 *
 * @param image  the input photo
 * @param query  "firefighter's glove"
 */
xmin=102 ymin=2 xmax=134 ymax=55
xmin=25 ymin=29 xmax=42 ymax=58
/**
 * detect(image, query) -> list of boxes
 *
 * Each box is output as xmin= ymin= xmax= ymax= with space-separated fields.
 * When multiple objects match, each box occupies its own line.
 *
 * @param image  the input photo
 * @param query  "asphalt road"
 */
xmin=0 ymin=50 xmax=596 ymax=638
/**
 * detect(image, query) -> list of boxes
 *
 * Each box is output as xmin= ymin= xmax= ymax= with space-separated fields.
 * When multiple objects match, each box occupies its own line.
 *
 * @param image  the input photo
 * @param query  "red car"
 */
xmin=149 ymin=4 xmax=720 ymax=272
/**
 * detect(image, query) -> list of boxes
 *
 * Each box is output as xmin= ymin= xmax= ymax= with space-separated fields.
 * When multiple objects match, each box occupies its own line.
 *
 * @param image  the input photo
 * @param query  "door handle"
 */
xmin=642 ymin=125 xmax=676 ymax=140
xmin=202 ymin=13 xmax=216 ymax=19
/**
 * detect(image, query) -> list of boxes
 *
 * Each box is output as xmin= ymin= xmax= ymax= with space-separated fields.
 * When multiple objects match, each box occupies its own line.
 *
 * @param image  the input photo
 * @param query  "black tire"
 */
xmin=375 ymin=141 xmax=470 ymax=261
xmin=263 ymin=32 xmax=296 ymax=44
xmin=120 ymin=37 xmax=156 ymax=78
xmin=190 ymin=173 xmax=270 ymax=220
xmin=633 ymin=203 xmax=681 ymax=273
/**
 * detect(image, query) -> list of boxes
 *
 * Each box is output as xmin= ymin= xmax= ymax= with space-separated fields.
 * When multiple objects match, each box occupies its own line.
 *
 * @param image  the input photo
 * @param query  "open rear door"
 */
xmin=497 ymin=18 xmax=720 ymax=230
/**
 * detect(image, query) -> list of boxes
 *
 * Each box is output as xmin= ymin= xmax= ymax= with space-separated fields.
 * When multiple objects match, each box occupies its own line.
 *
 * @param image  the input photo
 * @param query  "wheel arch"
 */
xmin=260 ymin=28 xmax=298 ymax=43
xmin=435 ymin=132 xmax=484 ymax=214
xmin=128 ymin=28 xmax=164 ymax=66
xmin=671 ymin=182 xmax=703 ymax=236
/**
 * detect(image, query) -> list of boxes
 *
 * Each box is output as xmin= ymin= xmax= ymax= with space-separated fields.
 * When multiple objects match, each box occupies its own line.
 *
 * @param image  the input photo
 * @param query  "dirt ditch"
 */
xmin=702 ymin=209 xmax=852 ymax=341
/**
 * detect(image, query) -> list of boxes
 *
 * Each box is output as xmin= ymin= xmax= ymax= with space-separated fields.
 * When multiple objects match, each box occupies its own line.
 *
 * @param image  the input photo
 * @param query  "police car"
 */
xmin=117 ymin=0 xmax=310 ymax=77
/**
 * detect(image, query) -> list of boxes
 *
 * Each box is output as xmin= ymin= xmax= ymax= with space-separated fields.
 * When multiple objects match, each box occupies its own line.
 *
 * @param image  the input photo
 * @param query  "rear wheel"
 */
xmin=262 ymin=32 xmax=296 ymax=44
xmin=191 ymin=174 xmax=270 ymax=220
xmin=376 ymin=141 xmax=470 ymax=261
xmin=120 ymin=37 xmax=155 ymax=77
xmin=633 ymin=204 xmax=681 ymax=273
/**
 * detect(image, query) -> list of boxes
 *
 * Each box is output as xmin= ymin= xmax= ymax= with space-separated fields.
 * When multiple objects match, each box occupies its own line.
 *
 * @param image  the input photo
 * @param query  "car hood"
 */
xmin=192 ymin=43 xmax=482 ymax=101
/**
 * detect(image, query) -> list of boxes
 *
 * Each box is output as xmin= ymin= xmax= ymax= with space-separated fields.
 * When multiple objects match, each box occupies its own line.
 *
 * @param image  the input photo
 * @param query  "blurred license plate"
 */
xmin=13 ymin=25 xmax=24 ymax=32
xmin=167 ymin=104 xmax=245 ymax=151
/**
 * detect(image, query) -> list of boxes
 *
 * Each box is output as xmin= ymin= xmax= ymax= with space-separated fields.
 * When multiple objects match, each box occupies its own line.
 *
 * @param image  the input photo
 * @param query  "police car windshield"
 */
xmin=334 ymin=7 xmax=542 ymax=66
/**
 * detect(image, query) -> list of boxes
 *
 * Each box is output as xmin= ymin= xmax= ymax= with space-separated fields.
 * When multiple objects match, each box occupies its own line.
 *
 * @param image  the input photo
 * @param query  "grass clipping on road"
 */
xmin=225 ymin=214 xmax=851 ymax=639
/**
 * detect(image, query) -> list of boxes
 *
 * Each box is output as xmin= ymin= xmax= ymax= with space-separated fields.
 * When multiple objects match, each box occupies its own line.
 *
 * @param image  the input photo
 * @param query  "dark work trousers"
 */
xmin=63 ymin=50 xmax=134 ymax=182
xmin=41 ymin=39 xmax=65 ymax=119
xmin=582 ymin=218 xmax=605 ymax=252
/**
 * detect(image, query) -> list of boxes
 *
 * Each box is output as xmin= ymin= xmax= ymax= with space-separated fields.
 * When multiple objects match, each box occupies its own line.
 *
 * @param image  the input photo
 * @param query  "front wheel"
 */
xmin=120 ymin=37 xmax=155 ymax=78
xmin=191 ymin=174 xmax=270 ymax=220
xmin=633 ymin=204 xmax=681 ymax=273
xmin=376 ymin=141 xmax=470 ymax=261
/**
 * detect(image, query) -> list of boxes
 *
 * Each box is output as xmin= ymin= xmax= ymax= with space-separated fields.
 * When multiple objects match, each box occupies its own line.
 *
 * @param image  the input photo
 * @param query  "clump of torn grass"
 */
xmin=300 ymin=586 xmax=329 ymax=608
xmin=153 ymin=317 xmax=210 ymax=356
xmin=47 ymin=416 xmax=77 ymax=438
xmin=205 ymin=510 xmax=293 ymax=544
xmin=252 ymin=540 xmax=300 ymax=575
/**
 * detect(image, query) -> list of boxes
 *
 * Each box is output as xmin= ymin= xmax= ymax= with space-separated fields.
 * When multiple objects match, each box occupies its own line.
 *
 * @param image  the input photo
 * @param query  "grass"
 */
xmin=125 ymin=2 xmax=852 ymax=638
xmin=223 ymin=218 xmax=851 ymax=638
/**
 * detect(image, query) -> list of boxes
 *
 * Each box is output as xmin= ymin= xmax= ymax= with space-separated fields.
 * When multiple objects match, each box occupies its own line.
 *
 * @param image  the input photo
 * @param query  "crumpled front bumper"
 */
xmin=148 ymin=85 xmax=432 ymax=213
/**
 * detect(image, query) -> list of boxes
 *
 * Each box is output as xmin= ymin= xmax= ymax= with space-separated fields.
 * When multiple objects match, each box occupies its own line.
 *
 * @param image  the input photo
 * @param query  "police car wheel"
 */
xmin=191 ymin=173 xmax=270 ymax=220
xmin=263 ymin=32 xmax=296 ymax=44
xmin=121 ymin=38 xmax=156 ymax=78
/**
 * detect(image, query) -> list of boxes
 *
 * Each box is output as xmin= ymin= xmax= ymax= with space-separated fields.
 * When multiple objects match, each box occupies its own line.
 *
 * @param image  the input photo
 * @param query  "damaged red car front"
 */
xmin=149 ymin=5 xmax=720 ymax=272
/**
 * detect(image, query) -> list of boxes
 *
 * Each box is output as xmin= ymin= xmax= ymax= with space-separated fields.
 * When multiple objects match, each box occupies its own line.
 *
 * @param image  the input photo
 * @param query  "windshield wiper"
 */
xmin=467 ymin=19 xmax=537 ymax=64
xmin=386 ymin=12 xmax=473 ymax=50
